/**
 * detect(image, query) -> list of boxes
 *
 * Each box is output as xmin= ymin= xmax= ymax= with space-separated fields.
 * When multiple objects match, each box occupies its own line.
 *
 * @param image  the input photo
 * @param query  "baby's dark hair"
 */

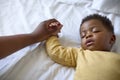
xmin=80 ymin=14 xmax=114 ymax=34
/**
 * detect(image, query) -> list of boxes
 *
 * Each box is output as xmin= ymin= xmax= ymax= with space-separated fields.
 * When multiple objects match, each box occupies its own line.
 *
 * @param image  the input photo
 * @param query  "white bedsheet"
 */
xmin=0 ymin=0 xmax=120 ymax=80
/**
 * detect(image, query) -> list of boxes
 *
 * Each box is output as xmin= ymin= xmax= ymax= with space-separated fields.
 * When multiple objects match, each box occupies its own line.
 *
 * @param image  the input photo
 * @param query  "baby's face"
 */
xmin=80 ymin=19 xmax=115 ymax=51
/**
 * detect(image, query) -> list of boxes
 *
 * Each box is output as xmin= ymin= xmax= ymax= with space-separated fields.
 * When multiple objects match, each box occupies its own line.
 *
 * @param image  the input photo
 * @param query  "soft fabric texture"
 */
xmin=46 ymin=36 xmax=120 ymax=80
xmin=0 ymin=0 xmax=120 ymax=80
xmin=56 ymin=0 xmax=80 ymax=4
xmin=91 ymin=0 xmax=120 ymax=15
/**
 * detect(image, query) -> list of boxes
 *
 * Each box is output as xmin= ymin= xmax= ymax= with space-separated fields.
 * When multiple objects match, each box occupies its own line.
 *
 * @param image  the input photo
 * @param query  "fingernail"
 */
xmin=49 ymin=24 xmax=52 ymax=26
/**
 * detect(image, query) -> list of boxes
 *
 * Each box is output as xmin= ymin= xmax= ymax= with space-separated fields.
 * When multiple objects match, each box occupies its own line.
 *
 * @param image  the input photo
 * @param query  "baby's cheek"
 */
xmin=81 ymin=40 xmax=85 ymax=47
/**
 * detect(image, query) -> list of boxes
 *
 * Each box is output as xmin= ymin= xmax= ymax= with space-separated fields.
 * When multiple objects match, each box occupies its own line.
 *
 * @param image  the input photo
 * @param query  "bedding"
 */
xmin=91 ymin=0 xmax=120 ymax=15
xmin=0 ymin=0 xmax=120 ymax=80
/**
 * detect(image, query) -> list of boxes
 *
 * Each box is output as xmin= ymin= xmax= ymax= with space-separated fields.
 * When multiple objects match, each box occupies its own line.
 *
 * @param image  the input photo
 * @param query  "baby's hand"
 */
xmin=49 ymin=21 xmax=63 ymax=37
xmin=31 ymin=19 xmax=63 ymax=42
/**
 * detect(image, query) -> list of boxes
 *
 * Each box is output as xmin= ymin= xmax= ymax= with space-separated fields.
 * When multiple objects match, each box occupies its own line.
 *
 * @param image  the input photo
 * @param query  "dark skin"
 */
xmin=0 ymin=19 xmax=62 ymax=59
xmin=80 ymin=19 xmax=116 ymax=51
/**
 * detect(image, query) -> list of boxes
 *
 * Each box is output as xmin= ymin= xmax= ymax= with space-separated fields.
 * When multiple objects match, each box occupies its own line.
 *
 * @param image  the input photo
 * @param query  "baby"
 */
xmin=46 ymin=14 xmax=120 ymax=80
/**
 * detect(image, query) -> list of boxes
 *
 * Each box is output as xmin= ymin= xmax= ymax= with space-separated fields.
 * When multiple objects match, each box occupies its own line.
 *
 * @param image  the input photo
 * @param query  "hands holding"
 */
xmin=0 ymin=18 xmax=62 ymax=59
xmin=31 ymin=19 xmax=63 ymax=42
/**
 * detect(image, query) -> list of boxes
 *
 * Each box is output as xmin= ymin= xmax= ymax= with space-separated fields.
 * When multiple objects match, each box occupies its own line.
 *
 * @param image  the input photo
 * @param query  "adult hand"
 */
xmin=31 ymin=19 xmax=63 ymax=42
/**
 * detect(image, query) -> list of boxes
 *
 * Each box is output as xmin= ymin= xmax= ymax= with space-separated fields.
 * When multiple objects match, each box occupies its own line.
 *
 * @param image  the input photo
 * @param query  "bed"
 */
xmin=0 ymin=0 xmax=120 ymax=80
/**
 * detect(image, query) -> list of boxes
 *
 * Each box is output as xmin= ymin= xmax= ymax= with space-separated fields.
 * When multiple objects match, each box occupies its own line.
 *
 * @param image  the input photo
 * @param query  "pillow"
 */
xmin=91 ymin=0 xmax=120 ymax=15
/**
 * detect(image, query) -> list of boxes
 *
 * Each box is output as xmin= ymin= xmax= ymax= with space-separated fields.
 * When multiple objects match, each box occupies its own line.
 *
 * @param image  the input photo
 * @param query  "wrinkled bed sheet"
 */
xmin=0 ymin=0 xmax=120 ymax=80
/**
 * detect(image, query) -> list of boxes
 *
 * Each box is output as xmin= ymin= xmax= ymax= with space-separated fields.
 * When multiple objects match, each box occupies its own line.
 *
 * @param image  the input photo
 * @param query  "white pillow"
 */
xmin=91 ymin=0 xmax=120 ymax=15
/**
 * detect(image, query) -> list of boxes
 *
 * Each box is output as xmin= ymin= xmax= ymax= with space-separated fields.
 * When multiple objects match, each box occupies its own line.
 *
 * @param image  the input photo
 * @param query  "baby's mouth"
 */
xmin=85 ymin=39 xmax=94 ymax=47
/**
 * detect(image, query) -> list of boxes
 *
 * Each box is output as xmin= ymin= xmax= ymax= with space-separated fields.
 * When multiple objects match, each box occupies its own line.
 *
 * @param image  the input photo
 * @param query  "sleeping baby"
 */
xmin=45 ymin=14 xmax=120 ymax=80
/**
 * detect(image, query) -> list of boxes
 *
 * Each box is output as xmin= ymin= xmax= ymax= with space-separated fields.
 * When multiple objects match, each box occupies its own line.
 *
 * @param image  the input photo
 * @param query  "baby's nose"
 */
xmin=85 ymin=31 xmax=93 ymax=38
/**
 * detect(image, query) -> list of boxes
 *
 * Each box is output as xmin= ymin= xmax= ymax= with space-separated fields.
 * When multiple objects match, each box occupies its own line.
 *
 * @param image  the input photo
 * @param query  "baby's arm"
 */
xmin=46 ymin=36 xmax=78 ymax=67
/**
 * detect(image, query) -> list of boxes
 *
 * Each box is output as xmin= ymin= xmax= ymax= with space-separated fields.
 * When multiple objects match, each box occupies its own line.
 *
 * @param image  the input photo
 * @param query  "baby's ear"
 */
xmin=110 ymin=34 xmax=116 ymax=45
